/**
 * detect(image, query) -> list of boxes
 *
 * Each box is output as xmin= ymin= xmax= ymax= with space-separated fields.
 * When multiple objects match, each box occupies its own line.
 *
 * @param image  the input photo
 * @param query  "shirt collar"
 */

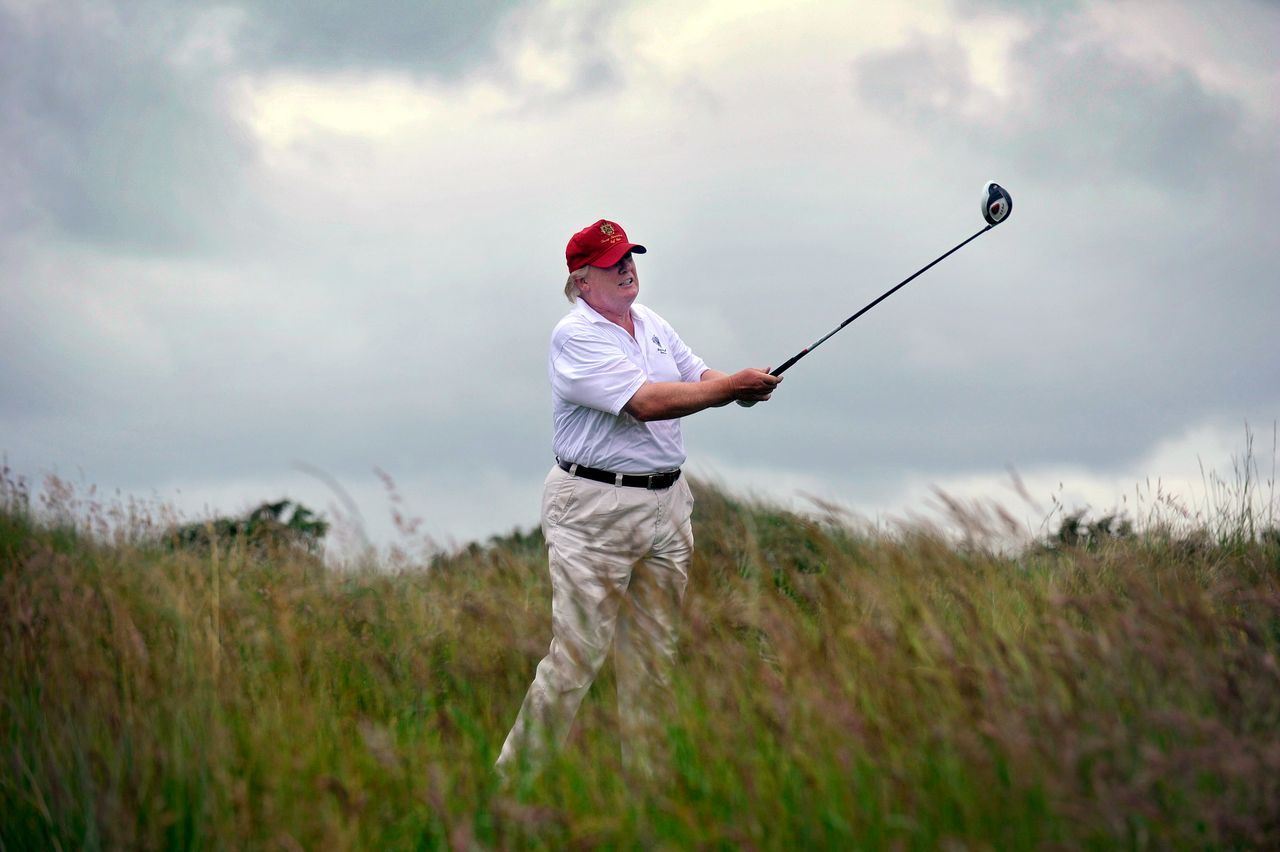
xmin=574 ymin=297 xmax=643 ymax=327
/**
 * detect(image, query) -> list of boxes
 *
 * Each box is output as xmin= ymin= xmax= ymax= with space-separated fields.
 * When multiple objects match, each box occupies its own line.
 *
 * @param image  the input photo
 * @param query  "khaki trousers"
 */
xmin=496 ymin=464 xmax=695 ymax=776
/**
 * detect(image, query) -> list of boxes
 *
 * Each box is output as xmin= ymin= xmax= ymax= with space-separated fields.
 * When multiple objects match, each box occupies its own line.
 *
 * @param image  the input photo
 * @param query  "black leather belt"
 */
xmin=558 ymin=459 xmax=681 ymax=490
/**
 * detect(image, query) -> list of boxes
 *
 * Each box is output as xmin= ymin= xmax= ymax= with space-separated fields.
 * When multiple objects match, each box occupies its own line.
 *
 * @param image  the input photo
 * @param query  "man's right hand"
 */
xmin=729 ymin=368 xmax=781 ymax=403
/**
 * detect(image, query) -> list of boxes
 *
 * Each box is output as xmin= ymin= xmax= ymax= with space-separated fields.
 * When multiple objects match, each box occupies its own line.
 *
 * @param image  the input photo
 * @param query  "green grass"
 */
xmin=2 ymin=471 xmax=1279 ymax=849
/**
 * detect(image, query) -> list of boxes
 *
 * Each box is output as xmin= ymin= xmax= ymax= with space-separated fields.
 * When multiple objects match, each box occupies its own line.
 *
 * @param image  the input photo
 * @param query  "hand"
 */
xmin=729 ymin=368 xmax=781 ymax=407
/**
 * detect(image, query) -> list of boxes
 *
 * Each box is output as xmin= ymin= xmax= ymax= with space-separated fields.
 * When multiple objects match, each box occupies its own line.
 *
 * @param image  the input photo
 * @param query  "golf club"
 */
xmin=738 ymin=181 xmax=1013 ymax=407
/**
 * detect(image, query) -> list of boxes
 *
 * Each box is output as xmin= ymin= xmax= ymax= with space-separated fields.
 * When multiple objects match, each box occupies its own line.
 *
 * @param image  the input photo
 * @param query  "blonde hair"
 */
xmin=564 ymin=267 xmax=589 ymax=303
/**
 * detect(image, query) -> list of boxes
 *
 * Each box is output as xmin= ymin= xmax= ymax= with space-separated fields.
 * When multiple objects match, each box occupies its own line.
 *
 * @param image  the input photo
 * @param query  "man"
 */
xmin=495 ymin=218 xmax=780 ymax=779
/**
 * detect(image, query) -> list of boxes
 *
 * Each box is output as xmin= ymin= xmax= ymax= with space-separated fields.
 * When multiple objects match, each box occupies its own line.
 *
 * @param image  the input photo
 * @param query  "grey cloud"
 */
xmin=852 ymin=24 xmax=1249 ymax=194
xmin=0 ymin=2 xmax=253 ymax=251
xmin=480 ymin=0 xmax=629 ymax=113
xmin=1011 ymin=35 xmax=1245 ymax=193
xmin=853 ymin=36 xmax=973 ymax=130
xmin=225 ymin=0 xmax=529 ymax=74
xmin=0 ymin=0 xmax=536 ymax=254
xmin=224 ymin=0 xmax=626 ymax=112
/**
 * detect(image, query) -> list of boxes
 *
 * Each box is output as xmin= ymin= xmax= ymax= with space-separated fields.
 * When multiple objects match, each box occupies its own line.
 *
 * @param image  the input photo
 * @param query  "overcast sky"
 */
xmin=4 ymin=0 xmax=1278 ymax=554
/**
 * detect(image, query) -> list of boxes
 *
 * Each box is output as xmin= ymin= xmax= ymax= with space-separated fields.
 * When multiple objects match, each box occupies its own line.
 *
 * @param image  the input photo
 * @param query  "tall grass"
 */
xmin=2 ymin=467 xmax=1278 ymax=849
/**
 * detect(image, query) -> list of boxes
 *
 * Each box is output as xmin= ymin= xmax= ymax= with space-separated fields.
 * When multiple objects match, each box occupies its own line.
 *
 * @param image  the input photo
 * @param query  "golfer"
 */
xmin=496 ymin=219 xmax=780 ymax=779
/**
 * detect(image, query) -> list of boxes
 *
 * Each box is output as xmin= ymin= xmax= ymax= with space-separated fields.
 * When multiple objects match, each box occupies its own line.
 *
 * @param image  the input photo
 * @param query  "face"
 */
xmin=579 ymin=253 xmax=639 ymax=319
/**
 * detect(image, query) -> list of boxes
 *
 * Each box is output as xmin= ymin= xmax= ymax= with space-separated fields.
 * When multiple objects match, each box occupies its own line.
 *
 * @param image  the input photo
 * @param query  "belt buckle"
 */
xmin=646 ymin=473 xmax=660 ymax=490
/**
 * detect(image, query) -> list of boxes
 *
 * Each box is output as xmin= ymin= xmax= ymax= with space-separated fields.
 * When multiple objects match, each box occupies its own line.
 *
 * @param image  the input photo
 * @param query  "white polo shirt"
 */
xmin=550 ymin=298 xmax=709 ymax=473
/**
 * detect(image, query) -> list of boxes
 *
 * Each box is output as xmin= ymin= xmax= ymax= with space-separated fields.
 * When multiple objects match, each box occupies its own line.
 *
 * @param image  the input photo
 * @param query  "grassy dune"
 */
xmin=2 ymin=473 xmax=1279 ymax=849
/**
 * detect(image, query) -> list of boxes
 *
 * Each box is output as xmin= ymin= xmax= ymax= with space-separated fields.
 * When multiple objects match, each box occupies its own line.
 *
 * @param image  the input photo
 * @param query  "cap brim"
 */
xmin=591 ymin=242 xmax=647 ymax=268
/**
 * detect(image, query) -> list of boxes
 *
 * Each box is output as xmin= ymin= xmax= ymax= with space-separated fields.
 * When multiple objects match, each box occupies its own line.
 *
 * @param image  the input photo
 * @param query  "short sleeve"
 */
xmin=551 ymin=331 xmax=647 ymax=416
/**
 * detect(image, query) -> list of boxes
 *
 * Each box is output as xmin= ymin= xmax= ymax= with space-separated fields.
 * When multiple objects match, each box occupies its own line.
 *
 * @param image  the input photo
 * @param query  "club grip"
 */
xmin=769 ymin=355 xmax=800 ymax=377
xmin=736 ymin=399 xmax=757 ymax=408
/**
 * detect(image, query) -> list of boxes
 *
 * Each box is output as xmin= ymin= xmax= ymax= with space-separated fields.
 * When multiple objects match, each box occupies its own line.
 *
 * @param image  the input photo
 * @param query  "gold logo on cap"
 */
xmin=600 ymin=223 xmax=616 ymax=236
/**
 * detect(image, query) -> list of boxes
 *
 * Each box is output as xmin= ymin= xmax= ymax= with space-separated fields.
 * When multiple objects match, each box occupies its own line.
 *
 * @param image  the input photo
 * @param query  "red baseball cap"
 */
xmin=566 ymin=219 xmax=647 ymax=271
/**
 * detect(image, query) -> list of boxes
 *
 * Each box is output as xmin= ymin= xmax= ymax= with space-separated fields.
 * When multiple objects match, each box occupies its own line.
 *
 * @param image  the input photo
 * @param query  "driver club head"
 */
xmin=982 ymin=181 xmax=1012 ymax=225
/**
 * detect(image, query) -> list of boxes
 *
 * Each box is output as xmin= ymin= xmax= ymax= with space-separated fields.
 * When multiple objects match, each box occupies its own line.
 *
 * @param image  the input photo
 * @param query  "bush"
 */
xmin=165 ymin=499 xmax=329 ymax=556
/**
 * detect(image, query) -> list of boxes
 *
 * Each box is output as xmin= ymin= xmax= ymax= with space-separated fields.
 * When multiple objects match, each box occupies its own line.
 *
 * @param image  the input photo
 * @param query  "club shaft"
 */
xmin=768 ymin=224 xmax=993 ymax=377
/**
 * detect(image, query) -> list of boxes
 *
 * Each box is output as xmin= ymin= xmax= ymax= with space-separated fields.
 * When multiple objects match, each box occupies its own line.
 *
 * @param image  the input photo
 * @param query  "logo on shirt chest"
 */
xmin=650 ymin=334 xmax=668 ymax=355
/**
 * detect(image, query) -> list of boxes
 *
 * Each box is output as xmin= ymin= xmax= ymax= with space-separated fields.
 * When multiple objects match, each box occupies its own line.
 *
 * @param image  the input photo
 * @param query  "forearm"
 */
xmin=700 ymin=369 xmax=733 ymax=408
xmin=624 ymin=377 xmax=735 ymax=421
xmin=623 ymin=367 xmax=780 ymax=420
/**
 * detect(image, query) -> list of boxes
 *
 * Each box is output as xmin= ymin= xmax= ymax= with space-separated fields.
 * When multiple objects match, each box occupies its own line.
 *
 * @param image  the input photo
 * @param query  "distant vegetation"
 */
xmin=2 ymin=466 xmax=1278 ymax=849
xmin=165 ymin=499 xmax=330 ymax=556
